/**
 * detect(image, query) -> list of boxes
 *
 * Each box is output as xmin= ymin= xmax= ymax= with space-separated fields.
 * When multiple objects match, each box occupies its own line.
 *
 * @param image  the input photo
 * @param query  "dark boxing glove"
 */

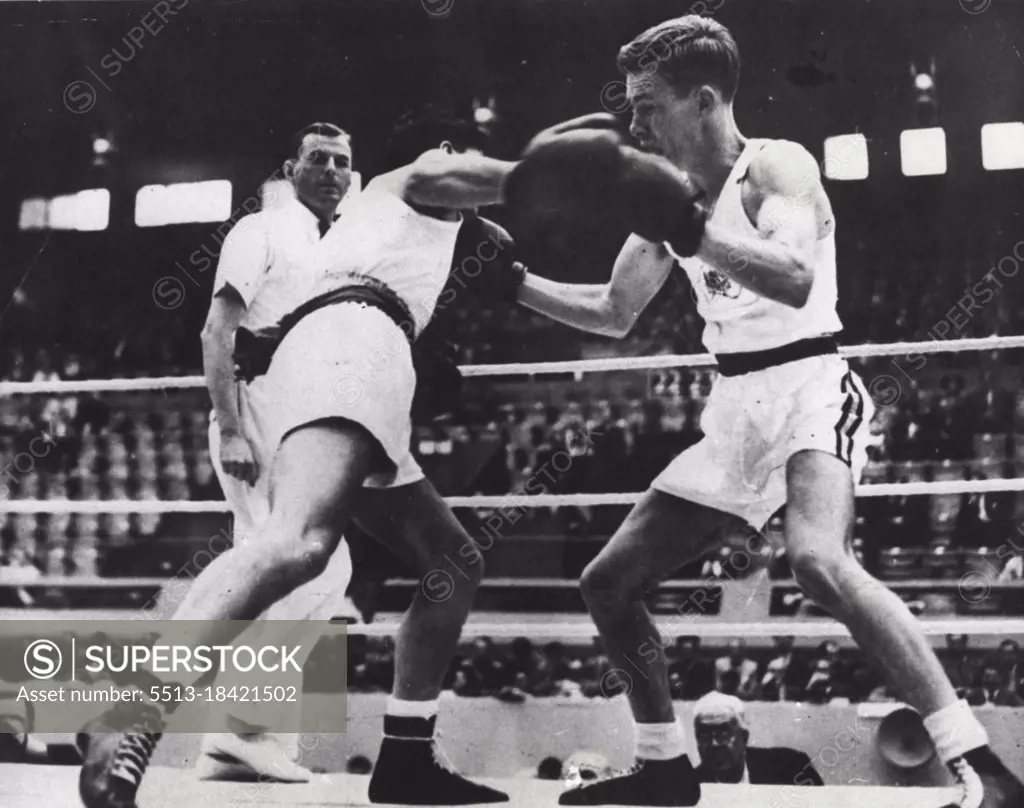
xmin=521 ymin=112 xmax=627 ymax=156
xmin=450 ymin=213 xmax=527 ymax=304
xmin=616 ymin=146 xmax=708 ymax=257
xmin=410 ymin=331 xmax=464 ymax=423
xmin=505 ymin=116 xmax=708 ymax=257
xmin=504 ymin=127 xmax=624 ymax=221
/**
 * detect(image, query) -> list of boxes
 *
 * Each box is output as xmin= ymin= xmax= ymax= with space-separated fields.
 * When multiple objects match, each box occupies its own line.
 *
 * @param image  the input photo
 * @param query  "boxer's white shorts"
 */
xmin=652 ymin=354 xmax=874 ymax=528
xmin=263 ymin=301 xmax=423 ymax=489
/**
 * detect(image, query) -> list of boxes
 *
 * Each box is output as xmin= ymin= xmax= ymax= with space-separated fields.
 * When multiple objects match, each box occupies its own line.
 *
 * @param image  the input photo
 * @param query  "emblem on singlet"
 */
xmin=702 ymin=269 xmax=740 ymax=300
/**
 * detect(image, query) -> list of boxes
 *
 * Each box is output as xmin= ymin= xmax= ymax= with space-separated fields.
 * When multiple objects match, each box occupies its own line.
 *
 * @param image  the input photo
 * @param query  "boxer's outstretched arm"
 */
xmin=381 ymin=149 xmax=517 ymax=209
xmin=518 ymin=235 xmax=673 ymax=338
xmin=687 ymin=140 xmax=827 ymax=309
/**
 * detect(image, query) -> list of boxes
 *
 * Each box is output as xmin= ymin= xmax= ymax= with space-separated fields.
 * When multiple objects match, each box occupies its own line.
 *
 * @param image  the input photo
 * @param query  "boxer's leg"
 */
xmin=354 ymin=479 xmax=484 ymax=701
xmin=79 ymin=420 xmax=376 ymax=808
xmin=351 ymin=478 xmax=509 ymax=805
xmin=786 ymin=449 xmax=1021 ymax=808
xmin=201 ymin=417 xmax=356 ymax=781
xmin=557 ymin=489 xmax=743 ymax=807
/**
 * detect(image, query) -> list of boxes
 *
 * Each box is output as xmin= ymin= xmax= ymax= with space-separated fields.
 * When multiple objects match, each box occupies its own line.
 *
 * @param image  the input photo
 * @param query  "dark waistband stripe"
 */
xmin=233 ymin=282 xmax=414 ymax=383
xmin=280 ymin=281 xmax=415 ymax=346
xmin=715 ymin=336 xmax=839 ymax=377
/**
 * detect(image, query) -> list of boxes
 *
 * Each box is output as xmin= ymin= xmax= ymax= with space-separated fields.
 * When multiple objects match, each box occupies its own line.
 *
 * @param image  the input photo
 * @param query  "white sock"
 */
xmin=386 ymin=697 xmax=440 ymax=719
xmin=635 ymin=720 xmax=688 ymax=761
xmin=922 ymin=700 xmax=989 ymax=764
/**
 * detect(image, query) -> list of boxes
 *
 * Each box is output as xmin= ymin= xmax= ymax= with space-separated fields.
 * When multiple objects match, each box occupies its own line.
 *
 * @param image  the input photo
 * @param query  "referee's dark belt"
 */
xmin=233 ymin=284 xmax=414 ymax=383
xmin=715 ymin=335 xmax=838 ymax=378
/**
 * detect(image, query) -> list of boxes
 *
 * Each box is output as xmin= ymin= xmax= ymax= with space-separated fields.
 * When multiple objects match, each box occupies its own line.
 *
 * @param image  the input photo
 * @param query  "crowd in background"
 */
xmin=336 ymin=634 xmax=1024 ymax=707
xmin=2 ymin=353 xmax=1024 ymax=585
xmin=3 ymin=223 xmax=1024 ymax=586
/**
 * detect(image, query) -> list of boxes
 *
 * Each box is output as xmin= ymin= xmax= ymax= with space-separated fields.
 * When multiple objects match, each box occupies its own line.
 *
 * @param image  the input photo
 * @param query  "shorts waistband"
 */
xmin=715 ymin=336 xmax=838 ymax=377
xmin=233 ymin=284 xmax=414 ymax=383
xmin=280 ymin=283 xmax=414 ymax=345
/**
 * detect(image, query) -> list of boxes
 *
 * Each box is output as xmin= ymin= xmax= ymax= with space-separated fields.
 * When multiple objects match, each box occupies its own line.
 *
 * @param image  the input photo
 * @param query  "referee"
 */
xmin=199 ymin=122 xmax=358 ymax=783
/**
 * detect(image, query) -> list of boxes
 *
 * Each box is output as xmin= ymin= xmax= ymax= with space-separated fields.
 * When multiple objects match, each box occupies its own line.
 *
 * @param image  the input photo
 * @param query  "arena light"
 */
xmin=135 ymin=180 xmax=233 ymax=227
xmin=18 ymin=198 xmax=47 ymax=231
xmin=900 ymin=128 xmax=946 ymax=177
xmin=981 ymin=122 xmax=1024 ymax=171
xmin=823 ymin=134 xmax=869 ymax=181
xmin=48 ymin=189 xmax=110 ymax=231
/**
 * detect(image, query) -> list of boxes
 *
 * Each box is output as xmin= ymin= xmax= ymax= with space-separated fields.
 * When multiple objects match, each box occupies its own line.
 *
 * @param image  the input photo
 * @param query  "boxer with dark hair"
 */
xmin=387 ymin=106 xmax=488 ymax=169
xmin=78 ymin=110 xmax=524 ymax=808
xmin=506 ymin=15 xmax=1022 ymax=808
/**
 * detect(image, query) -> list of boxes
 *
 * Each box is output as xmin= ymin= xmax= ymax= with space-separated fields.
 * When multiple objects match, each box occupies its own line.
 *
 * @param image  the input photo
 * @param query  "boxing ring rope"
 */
xmin=3 ymin=477 xmax=1024 ymax=514
xmin=2 ymin=334 xmax=1023 ymax=639
xmin=2 ymin=333 xmax=1024 ymax=396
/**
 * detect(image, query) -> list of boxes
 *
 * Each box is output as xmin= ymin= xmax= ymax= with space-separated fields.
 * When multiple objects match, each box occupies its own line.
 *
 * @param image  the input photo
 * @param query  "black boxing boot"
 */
xmin=77 ymin=702 xmax=165 ymax=808
xmin=368 ymin=715 xmax=508 ymax=804
xmin=558 ymin=753 xmax=701 ymax=806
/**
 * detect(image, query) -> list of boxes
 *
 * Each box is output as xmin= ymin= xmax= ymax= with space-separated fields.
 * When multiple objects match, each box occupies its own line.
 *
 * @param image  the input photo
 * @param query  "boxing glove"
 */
xmin=450 ymin=213 xmax=527 ymax=304
xmin=410 ymin=331 xmax=464 ymax=423
xmin=521 ymin=112 xmax=627 ymax=156
xmin=506 ymin=119 xmax=708 ymax=257
xmin=616 ymin=146 xmax=708 ymax=257
xmin=505 ymin=127 xmax=624 ymax=220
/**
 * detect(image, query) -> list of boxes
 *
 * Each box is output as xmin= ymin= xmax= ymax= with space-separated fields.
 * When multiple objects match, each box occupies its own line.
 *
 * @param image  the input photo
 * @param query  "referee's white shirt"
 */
xmin=209 ymin=196 xmax=337 ymax=508
xmin=213 ymin=196 xmax=333 ymax=331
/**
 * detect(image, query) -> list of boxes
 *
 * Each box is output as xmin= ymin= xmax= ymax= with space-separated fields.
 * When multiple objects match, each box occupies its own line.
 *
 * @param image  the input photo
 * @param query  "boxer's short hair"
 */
xmin=617 ymin=15 xmax=740 ymax=102
xmin=386 ymin=106 xmax=487 ymax=169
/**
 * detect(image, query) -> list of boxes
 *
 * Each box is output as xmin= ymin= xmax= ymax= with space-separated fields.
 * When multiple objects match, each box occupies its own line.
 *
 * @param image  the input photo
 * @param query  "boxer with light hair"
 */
xmin=507 ymin=12 xmax=1024 ymax=807
xmin=693 ymin=691 xmax=822 ymax=787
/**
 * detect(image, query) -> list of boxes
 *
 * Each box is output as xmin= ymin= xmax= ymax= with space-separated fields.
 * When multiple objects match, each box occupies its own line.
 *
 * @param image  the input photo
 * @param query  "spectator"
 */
xmin=542 ymin=641 xmax=575 ymax=685
xmin=693 ymin=692 xmax=824 ymax=785
xmin=714 ymin=640 xmax=758 ymax=699
xmin=669 ymin=636 xmax=715 ymax=701
xmin=758 ymin=636 xmax=807 ymax=702
xmin=356 ymin=638 xmax=394 ymax=692
xmin=578 ymin=637 xmax=612 ymax=698
xmin=943 ymin=634 xmax=983 ymax=695
xmin=998 ymin=552 xmax=1023 ymax=581
xmin=994 ymin=640 xmax=1022 ymax=699
xmin=803 ymin=660 xmax=834 ymax=704
xmin=0 ymin=548 xmax=41 ymax=608
xmin=808 ymin=641 xmax=846 ymax=689
xmin=978 ymin=665 xmax=1024 ymax=707
xmin=454 ymin=637 xmax=506 ymax=697
xmin=504 ymin=637 xmax=555 ymax=696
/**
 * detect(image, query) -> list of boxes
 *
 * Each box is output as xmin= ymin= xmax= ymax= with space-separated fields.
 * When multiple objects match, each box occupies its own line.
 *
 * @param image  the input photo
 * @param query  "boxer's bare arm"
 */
xmin=374 ymin=149 xmax=517 ymax=210
xmin=518 ymin=235 xmax=674 ymax=338
xmin=694 ymin=140 xmax=829 ymax=309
